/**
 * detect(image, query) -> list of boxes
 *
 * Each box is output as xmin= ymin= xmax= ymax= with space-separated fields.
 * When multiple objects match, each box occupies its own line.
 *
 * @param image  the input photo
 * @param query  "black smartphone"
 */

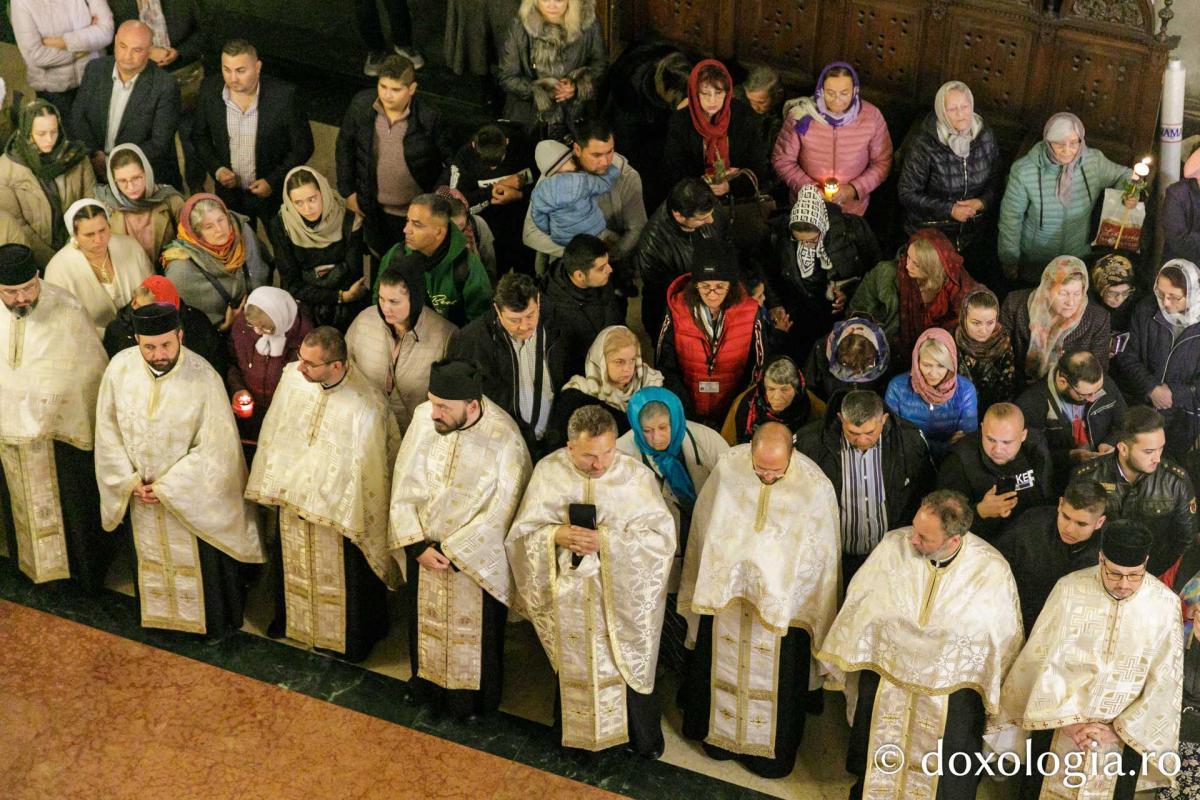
xmin=996 ymin=475 xmax=1018 ymax=495
xmin=568 ymin=503 xmax=597 ymax=567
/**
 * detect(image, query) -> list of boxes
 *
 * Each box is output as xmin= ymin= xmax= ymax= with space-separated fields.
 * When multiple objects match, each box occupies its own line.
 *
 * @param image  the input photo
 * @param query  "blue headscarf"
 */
xmin=626 ymin=387 xmax=697 ymax=510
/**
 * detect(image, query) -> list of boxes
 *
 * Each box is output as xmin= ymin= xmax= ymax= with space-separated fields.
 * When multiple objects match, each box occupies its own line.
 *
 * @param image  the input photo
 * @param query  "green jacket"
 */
xmin=847 ymin=259 xmax=900 ymax=338
xmin=376 ymin=225 xmax=492 ymax=328
xmin=997 ymin=143 xmax=1127 ymax=284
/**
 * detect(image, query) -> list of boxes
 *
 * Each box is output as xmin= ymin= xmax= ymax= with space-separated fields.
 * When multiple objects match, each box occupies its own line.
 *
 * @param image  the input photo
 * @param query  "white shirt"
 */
xmin=105 ymin=65 xmax=141 ymax=152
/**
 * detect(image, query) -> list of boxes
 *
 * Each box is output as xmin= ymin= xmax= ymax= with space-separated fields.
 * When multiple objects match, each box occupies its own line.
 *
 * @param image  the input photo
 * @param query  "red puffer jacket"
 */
xmin=659 ymin=273 xmax=763 ymax=423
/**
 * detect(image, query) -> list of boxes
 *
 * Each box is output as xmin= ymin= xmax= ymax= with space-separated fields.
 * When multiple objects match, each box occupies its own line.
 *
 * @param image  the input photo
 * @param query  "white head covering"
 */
xmin=1157 ymin=259 xmax=1200 ymax=329
xmin=64 ymin=199 xmax=110 ymax=246
xmin=561 ymin=325 xmax=664 ymax=409
xmin=934 ymin=81 xmax=983 ymax=159
xmin=245 ymin=286 xmax=299 ymax=357
xmin=788 ymin=184 xmax=831 ymax=279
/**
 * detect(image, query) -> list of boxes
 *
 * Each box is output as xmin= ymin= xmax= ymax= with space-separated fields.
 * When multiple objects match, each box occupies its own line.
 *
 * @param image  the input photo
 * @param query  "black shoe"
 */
xmin=266 ymin=618 xmax=285 ymax=639
xmin=638 ymin=744 xmax=664 ymax=761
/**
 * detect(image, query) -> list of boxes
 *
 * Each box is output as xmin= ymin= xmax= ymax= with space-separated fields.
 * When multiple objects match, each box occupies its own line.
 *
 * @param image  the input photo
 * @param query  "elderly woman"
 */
xmin=497 ymin=0 xmax=607 ymax=137
xmin=885 ymin=327 xmax=978 ymax=460
xmin=723 ymin=354 xmax=812 ymax=445
xmin=269 ymin=167 xmax=368 ymax=332
xmin=1001 ymin=256 xmax=1110 ymax=386
xmin=162 ymin=193 xmax=268 ymax=331
xmin=955 ymin=288 xmax=1015 ymax=409
xmin=102 ymin=274 xmax=224 ymax=372
xmin=1163 ymin=148 xmax=1200 ymax=266
xmin=0 ymin=100 xmax=95 ymax=266
xmin=43 ymin=199 xmax=152 ymax=335
xmin=804 ymin=316 xmax=890 ymax=401
xmin=227 ymin=286 xmax=312 ymax=440
xmin=656 ymin=240 xmax=766 ymax=426
xmin=735 ymin=65 xmax=783 ymax=162
xmin=93 ymin=143 xmax=184 ymax=262
xmin=765 ymin=183 xmax=880 ymax=352
xmin=547 ymin=325 xmax=664 ymax=448
xmin=897 ymin=80 xmax=1003 ymax=255
xmin=1117 ymin=260 xmax=1200 ymax=459
xmin=848 ymin=227 xmax=978 ymax=359
xmin=663 ymin=59 xmax=770 ymax=198
xmin=998 ymin=112 xmax=1131 ymax=285
xmin=771 ymin=61 xmax=893 ymax=216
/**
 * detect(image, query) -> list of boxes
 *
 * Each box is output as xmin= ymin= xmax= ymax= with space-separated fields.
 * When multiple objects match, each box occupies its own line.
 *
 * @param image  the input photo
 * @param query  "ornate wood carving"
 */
xmin=733 ymin=0 xmax=821 ymax=72
xmin=1067 ymin=0 xmax=1143 ymax=31
xmin=635 ymin=0 xmax=718 ymax=54
xmin=1047 ymin=37 xmax=1144 ymax=140
xmin=844 ymin=0 xmax=924 ymax=94
xmin=943 ymin=14 xmax=1035 ymax=116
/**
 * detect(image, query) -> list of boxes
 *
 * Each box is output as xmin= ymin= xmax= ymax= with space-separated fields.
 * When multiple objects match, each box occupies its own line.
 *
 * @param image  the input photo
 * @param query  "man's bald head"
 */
xmin=751 ymin=422 xmax=793 ymax=485
xmin=115 ymin=21 xmax=153 ymax=78
xmin=981 ymin=402 xmax=1027 ymax=466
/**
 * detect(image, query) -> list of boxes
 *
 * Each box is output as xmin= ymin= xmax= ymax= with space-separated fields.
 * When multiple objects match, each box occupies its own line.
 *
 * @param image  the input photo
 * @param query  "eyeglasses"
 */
xmin=1101 ymin=287 xmax=1134 ymax=302
xmin=0 ymin=282 xmax=38 ymax=300
xmin=298 ymin=357 xmax=335 ymax=370
xmin=1100 ymin=558 xmax=1145 ymax=585
xmin=696 ymin=283 xmax=728 ymax=296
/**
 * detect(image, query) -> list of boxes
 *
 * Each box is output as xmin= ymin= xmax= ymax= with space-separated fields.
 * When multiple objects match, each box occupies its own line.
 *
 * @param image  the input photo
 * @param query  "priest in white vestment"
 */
xmin=246 ymin=325 xmax=401 ymax=662
xmin=94 ymin=303 xmax=265 ymax=635
xmin=996 ymin=519 xmax=1182 ymax=799
xmin=346 ymin=256 xmax=456 ymax=433
xmin=507 ymin=404 xmax=675 ymax=757
xmin=389 ymin=359 xmax=531 ymax=718
xmin=0 ymin=244 xmax=110 ymax=589
xmin=818 ymin=489 xmax=1024 ymax=800
xmin=678 ymin=423 xmax=841 ymax=778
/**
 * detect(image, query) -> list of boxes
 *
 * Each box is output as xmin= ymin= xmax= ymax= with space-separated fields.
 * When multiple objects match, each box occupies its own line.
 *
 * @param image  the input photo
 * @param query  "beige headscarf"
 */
xmin=278 ymin=167 xmax=354 ymax=250
xmin=561 ymin=325 xmax=664 ymax=409
xmin=1025 ymin=256 xmax=1089 ymax=379
xmin=934 ymin=80 xmax=983 ymax=159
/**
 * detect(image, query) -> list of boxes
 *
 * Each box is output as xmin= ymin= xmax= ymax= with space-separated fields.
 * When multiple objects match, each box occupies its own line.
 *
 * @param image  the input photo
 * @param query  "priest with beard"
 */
xmin=94 ymin=303 xmax=265 ymax=635
xmin=818 ymin=489 xmax=1024 ymax=799
xmin=246 ymin=326 xmax=401 ymax=662
xmin=677 ymin=422 xmax=840 ymax=778
xmin=507 ymin=404 xmax=675 ymax=758
xmin=389 ymin=359 xmax=532 ymax=719
xmin=0 ymin=244 xmax=110 ymax=590
xmin=996 ymin=519 xmax=1183 ymax=799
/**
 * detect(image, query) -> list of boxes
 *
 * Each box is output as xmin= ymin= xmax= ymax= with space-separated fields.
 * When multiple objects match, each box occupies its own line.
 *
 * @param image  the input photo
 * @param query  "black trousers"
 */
xmin=847 ymin=670 xmax=985 ymax=800
xmin=356 ymin=0 xmax=412 ymax=51
xmin=404 ymin=549 xmax=507 ymax=718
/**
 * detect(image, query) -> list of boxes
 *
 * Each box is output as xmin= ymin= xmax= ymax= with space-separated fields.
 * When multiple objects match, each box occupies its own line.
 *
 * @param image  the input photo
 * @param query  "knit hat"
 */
xmin=1101 ymin=519 xmax=1152 ymax=568
xmin=534 ymin=140 xmax=572 ymax=176
xmin=0 ymin=244 xmax=37 ymax=285
xmin=690 ymin=238 xmax=739 ymax=284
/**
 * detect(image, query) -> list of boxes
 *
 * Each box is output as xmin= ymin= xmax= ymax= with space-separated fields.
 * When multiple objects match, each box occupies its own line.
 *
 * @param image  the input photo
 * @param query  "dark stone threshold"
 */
xmin=0 ymin=556 xmax=775 ymax=800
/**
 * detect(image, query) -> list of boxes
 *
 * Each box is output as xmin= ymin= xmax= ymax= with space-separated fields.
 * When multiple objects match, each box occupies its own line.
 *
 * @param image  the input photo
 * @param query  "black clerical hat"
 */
xmin=131 ymin=303 xmax=181 ymax=336
xmin=1101 ymin=519 xmax=1152 ymax=568
xmin=428 ymin=359 xmax=482 ymax=401
xmin=0 ymin=244 xmax=37 ymax=285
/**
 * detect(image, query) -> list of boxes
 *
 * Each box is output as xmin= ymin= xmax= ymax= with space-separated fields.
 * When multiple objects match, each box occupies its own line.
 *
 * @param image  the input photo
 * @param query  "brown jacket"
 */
xmin=0 ymin=154 xmax=96 ymax=266
xmin=105 ymin=194 xmax=184 ymax=263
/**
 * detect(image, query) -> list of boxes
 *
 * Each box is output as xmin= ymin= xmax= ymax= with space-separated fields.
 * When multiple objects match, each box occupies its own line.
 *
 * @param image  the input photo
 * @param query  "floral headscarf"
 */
xmin=1025 ymin=256 xmax=1089 ymax=379
xmin=161 ymin=193 xmax=246 ymax=273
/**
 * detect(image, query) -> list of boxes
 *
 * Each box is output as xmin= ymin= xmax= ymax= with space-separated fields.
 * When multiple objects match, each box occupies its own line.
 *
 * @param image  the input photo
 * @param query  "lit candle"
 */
xmin=822 ymin=178 xmax=839 ymax=201
xmin=233 ymin=394 xmax=255 ymax=419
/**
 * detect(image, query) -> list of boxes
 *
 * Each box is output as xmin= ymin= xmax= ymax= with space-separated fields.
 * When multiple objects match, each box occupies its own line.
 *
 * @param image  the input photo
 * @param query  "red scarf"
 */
xmin=687 ymin=59 xmax=732 ymax=175
xmin=896 ymin=228 xmax=974 ymax=355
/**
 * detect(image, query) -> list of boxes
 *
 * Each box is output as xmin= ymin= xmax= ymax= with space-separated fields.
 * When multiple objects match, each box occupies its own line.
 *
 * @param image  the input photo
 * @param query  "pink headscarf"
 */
xmin=910 ymin=327 xmax=959 ymax=406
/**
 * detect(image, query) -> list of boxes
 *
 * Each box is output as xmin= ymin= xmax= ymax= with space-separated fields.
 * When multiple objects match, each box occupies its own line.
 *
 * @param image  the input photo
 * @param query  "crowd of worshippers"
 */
xmin=7 ymin=1 xmax=1200 ymax=797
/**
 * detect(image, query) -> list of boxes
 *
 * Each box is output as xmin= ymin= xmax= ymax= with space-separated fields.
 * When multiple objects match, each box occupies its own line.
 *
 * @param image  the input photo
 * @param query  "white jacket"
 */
xmin=10 ymin=0 xmax=113 ymax=93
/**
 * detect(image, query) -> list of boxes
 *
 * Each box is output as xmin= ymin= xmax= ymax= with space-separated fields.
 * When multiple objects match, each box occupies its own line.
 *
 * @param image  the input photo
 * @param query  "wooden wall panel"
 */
xmin=842 ymin=0 xmax=926 ymax=97
xmin=634 ymin=0 xmax=721 ymax=55
xmin=733 ymin=0 xmax=822 ymax=76
xmin=941 ymin=9 xmax=1037 ymax=117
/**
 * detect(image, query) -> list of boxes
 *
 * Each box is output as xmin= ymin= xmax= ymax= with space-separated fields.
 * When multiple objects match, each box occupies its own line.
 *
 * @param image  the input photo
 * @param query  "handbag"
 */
xmin=725 ymin=169 xmax=777 ymax=252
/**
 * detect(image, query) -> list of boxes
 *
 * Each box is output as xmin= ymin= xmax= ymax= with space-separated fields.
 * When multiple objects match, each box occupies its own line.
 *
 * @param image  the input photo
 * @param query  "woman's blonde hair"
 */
xmin=603 ymin=326 xmax=640 ymax=358
xmin=918 ymin=336 xmax=954 ymax=371
xmin=522 ymin=0 xmax=585 ymax=37
xmin=908 ymin=238 xmax=946 ymax=291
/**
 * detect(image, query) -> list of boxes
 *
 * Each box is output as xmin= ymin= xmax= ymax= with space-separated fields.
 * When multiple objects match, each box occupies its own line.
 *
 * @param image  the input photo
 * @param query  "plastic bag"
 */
xmin=1092 ymin=188 xmax=1145 ymax=253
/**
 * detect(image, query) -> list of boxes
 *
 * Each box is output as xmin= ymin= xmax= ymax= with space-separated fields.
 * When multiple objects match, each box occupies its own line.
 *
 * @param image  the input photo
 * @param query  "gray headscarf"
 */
xmin=1043 ymin=112 xmax=1087 ymax=208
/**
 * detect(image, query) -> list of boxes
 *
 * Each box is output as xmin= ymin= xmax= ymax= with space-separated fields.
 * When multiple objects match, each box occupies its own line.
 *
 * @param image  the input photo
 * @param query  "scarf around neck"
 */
xmin=787 ymin=62 xmax=861 ymax=136
xmin=95 ymin=143 xmax=182 ymax=212
xmin=744 ymin=355 xmax=809 ymax=437
xmin=161 ymin=193 xmax=247 ymax=274
xmin=1043 ymin=112 xmax=1087 ymax=208
xmin=954 ymin=288 xmax=1010 ymax=362
xmin=933 ymin=80 xmax=983 ymax=160
xmin=6 ymin=100 xmax=88 ymax=248
xmin=1157 ymin=259 xmax=1200 ymax=329
xmin=245 ymin=286 xmax=298 ymax=357
xmin=896 ymin=228 xmax=966 ymax=354
xmin=561 ymin=325 xmax=664 ymax=409
xmin=279 ymin=167 xmax=349 ymax=250
xmin=1025 ymin=256 xmax=1089 ymax=379
xmin=686 ymin=59 xmax=732 ymax=174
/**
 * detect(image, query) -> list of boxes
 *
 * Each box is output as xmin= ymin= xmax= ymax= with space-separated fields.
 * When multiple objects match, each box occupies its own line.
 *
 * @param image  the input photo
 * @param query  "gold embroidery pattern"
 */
xmin=130 ymin=502 xmax=205 ymax=634
xmin=417 ymin=564 xmax=484 ymax=690
xmin=280 ymin=508 xmax=347 ymax=653
xmin=706 ymin=599 xmax=783 ymax=758
xmin=1 ymin=440 xmax=69 ymax=582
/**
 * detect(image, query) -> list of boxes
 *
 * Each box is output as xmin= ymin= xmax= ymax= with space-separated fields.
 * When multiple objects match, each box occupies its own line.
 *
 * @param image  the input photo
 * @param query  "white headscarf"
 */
xmin=934 ymin=81 xmax=983 ymax=159
xmin=561 ymin=325 xmax=664 ymax=409
xmin=788 ymin=184 xmax=831 ymax=279
xmin=1157 ymin=259 xmax=1200 ymax=329
xmin=64 ymin=199 xmax=110 ymax=246
xmin=245 ymin=286 xmax=298 ymax=357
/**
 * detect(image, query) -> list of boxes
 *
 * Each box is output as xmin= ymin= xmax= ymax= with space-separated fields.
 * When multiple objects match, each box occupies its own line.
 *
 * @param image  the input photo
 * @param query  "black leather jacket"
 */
xmin=1072 ymin=452 xmax=1198 ymax=574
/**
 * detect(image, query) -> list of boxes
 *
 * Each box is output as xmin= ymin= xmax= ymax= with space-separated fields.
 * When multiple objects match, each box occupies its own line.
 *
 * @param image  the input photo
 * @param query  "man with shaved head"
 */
xmin=937 ymin=402 xmax=1055 ymax=541
xmin=678 ymin=421 xmax=841 ymax=777
xmin=71 ymin=18 xmax=182 ymax=187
